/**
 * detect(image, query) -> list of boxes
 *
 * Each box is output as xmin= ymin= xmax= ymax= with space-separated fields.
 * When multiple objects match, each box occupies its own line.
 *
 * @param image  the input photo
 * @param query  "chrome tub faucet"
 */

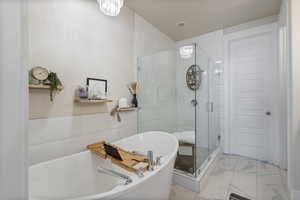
xmin=97 ymin=166 xmax=132 ymax=185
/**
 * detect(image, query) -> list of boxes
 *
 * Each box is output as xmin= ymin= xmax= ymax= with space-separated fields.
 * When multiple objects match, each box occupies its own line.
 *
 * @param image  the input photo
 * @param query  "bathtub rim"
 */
xmin=29 ymin=131 xmax=179 ymax=200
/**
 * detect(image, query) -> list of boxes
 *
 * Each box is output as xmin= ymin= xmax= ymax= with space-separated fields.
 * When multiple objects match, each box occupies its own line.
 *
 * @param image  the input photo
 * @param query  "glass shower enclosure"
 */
xmin=137 ymin=44 xmax=221 ymax=177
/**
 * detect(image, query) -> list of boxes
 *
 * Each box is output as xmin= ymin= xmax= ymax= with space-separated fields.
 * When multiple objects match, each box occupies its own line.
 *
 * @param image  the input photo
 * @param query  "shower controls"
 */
xmin=191 ymin=99 xmax=198 ymax=106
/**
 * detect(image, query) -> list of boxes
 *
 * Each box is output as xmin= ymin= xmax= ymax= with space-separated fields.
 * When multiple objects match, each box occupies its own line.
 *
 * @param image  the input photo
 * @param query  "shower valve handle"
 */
xmin=191 ymin=99 xmax=198 ymax=106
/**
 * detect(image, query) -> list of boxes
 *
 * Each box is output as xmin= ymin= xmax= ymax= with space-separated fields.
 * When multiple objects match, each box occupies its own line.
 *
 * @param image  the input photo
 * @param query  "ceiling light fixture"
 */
xmin=179 ymin=45 xmax=194 ymax=59
xmin=97 ymin=0 xmax=124 ymax=16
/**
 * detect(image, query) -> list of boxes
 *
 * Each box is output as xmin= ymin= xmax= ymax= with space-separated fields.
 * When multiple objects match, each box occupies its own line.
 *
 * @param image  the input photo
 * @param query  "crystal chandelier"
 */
xmin=179 ymin=45 xmax=194 ymax=59
xmin=97 ymin=0 xmax=124 ymax=16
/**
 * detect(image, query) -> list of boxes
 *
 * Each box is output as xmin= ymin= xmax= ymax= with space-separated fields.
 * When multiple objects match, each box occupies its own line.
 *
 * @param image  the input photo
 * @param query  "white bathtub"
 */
xmin=29 ymin=132 xmax=179 ymax=200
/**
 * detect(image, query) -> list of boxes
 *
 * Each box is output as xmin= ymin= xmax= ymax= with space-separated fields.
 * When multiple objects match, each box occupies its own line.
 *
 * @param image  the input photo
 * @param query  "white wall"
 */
xmin=289 ymin=0 xmax=300 ymax=198
xmin=0 ymin=0 xmax=28 ymax=199
xmin=28 ymin=0 xmax=176 ymax=164
xmin=28 ymin=0 xmax=137 ymax=164
xmin=28 ymin=0 xmax=135 ymax=119
xmin=134 ymin=14 xmax=175 ymax=58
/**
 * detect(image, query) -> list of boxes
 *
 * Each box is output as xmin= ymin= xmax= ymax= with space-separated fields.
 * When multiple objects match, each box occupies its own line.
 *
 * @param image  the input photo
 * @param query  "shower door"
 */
xmin=194 ymin=47 xmax=211 ymax=176
xmin=175 ymin=44 xmax=210 ymax=176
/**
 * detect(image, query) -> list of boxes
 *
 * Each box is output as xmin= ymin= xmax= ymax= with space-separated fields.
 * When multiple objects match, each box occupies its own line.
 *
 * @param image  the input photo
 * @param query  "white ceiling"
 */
xmin=126 ymin=0 xmax=281 ymax=41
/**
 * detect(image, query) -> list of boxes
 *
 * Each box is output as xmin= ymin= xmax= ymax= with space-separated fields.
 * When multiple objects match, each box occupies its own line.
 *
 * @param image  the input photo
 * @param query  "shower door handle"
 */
xmin=207 ymin=102 xmax=214 ymax=112
xmin=210 ymin=102 xmax=214 ymax=112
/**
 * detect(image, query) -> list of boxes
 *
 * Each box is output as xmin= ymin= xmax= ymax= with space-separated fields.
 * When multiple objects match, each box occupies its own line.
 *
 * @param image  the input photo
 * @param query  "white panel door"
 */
xmin=224 ymin=24 xmax=278 ymax=161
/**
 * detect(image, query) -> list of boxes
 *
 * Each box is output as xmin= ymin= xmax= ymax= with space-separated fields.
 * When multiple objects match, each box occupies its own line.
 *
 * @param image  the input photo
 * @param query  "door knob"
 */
xmin=266 ymin=111 xmax=271 ymax=116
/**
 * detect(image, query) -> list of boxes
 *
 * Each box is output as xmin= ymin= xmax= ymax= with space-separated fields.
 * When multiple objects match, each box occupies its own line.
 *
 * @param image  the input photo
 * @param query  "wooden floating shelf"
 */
xmin=74 ymin=98 xmax=113 ymax=104
xmin=29 ymin=84 xmax=64 ymax=90
xmin=117 ymin=107 xmax=141 ymax=112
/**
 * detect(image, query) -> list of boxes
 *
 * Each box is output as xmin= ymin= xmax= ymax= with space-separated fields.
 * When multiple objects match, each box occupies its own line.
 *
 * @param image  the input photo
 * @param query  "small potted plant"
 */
xmin=47 ymin=72 xmax=63 ymax=101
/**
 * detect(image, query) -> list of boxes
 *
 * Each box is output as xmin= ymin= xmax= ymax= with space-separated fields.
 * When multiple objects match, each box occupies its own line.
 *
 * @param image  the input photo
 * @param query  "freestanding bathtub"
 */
xmin=29 ymin=132 xmax=179 ymax=200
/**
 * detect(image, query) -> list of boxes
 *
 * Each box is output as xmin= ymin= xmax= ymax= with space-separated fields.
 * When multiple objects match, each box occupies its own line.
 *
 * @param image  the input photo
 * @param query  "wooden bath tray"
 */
xmin=87 ymin=141 xmax=149 ymax=172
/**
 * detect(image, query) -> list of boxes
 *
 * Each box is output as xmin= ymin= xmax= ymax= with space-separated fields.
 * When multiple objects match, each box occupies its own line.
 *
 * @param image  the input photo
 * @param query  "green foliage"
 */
xmin=47 ymin=72 xmax=62 ymax=101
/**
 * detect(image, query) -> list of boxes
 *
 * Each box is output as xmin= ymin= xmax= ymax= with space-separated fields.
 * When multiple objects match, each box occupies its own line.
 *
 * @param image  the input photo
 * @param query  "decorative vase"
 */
xmin=78 ymin=85 xmax=88 ymax=99
xmin=132 ymin=94 xmax=138 ymax=107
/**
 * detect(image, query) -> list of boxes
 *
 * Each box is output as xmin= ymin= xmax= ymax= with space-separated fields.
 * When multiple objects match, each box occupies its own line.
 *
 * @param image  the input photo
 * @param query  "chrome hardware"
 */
xmin=210 ymin=102 xmax=214 ymax=112
xmin=156 ymin=156 xmax=163 ymax=166
xmin=191 ymin=99 xmax=198 ymax=106
xmin=97 ymin=167 xmax=132 ymax=185
xmin=206 ymin=102 xmax=214 ymax=112
xmin=266 ymin=111 xmax=271 ymax=116
xmin=147 ymin=151 xmax=154 ymax=171
xmin=135 ymin=168 xmax=144 ymax=178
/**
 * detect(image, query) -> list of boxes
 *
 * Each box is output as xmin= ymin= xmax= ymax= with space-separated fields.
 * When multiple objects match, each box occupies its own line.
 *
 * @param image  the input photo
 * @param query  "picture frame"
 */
xmin=87 ymin=78 xmax=108 ymax=100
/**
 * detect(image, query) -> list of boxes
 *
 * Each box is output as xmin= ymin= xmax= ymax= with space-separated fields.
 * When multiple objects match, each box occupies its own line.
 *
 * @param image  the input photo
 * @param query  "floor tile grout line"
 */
xmin=199 ymin=154 xmax=285 ymax=200
xmin=225 ymin=155 xmax=240 ymax=200
xmin=170 ymin=154 xmax=289 ymax=200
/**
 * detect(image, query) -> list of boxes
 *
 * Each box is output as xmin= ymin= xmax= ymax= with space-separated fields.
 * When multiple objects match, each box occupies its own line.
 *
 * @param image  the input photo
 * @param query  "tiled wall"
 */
xmin=138 ymin=50 xmax=177 ymax=133
xmin=29 ymin=112 xmax=137 ymax=164
xmin=137 ymin=35 xmax=223 ymax=150
xmin=176 ymin=31 xmax=224 ymax=149
xmin=175 ymin=47 xmax=212 ymax=149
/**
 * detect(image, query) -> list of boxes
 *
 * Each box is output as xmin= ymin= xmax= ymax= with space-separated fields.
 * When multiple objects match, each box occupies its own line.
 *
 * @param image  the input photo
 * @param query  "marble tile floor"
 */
xmin=170 ymin=154 xmax=289 ymax=200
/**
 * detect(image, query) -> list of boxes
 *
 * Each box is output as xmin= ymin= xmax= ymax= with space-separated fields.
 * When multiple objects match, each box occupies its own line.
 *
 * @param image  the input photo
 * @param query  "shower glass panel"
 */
xmin=208 ymin=60 xmax=222 ymax=154
xmin=137 ymin=50 xmax=177 ymax=134
xmin=137 ymin=45 xmax=218 ymax=177
xmin=194 ymin=48 xmax=210 ymax=175
xmin=175 ymin=45 xmax=209 ymax=175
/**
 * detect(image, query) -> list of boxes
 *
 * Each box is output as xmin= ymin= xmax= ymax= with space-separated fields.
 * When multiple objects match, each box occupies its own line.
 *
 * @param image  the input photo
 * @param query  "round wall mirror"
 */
xmin=186 ymin=64 xmax=202 ymax=91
